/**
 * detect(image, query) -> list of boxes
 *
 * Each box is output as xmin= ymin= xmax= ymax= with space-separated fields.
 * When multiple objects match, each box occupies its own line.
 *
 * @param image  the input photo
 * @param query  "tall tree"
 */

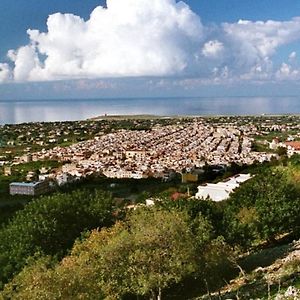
xmin=125 ymin=208 xmax=198 ymax=299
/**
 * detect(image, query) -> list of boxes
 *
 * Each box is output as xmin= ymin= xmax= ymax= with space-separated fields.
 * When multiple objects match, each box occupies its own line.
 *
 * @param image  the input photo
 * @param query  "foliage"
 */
xmin=124 ymin=208 xmax=199 ymax=298
xmin=0 ymin=207 xmax=231 ymax=300
xmin=0 ymin=255 xmax=104 ymax=300
xmin=0 ymin=204 xmax=24 ymax=226
xmin=0 ymin=189 xmax=114 ymax=285
xmin=158 ymin=197 xmax=224 ymax=238
xmin=4 ymin=156 xmax=300 ymax=298
xmin=223 ymin=168 xmax=300 ymax=247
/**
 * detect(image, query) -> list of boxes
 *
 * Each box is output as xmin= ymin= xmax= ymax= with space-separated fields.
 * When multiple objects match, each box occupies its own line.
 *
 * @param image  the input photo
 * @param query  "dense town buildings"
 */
xmin=3 ymin=115 xmax=300 ymax=188
xmin=30 ymin=120 xmax=274 ymax=182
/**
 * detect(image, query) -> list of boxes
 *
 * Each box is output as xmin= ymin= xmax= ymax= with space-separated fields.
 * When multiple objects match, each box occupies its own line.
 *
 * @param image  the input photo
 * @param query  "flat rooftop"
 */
xmin=10 ymin=182 xmax=43 ymax=187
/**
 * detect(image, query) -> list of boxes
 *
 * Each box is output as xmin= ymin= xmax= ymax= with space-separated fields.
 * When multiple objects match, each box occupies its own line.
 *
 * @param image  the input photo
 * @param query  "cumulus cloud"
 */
xmin=7 ymin=46 xmax=42 ymax=81
xmin=223 ymin=18 xmax=300 ymax=57
xmin=276 ymin=62 xmax=300 ymax=80
xmin=289 ymin=51 xmax=297 ymax=63
xmin=187 ymin=17 xmax=300 ymax=84
xmin=289 ymin=51 xmax=297 ymax=60
xmin=2 ymin=0 xmax=300 ymax=85
xmin=2 ymin=0 xmax=203 ymax=82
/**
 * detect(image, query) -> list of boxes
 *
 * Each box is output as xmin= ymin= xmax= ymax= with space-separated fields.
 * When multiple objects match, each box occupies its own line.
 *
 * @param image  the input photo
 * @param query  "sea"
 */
xmin=1 ymin=96 xmax=300 ymax=125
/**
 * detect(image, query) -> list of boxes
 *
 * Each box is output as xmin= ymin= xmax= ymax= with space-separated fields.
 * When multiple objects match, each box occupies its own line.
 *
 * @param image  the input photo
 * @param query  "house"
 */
xmin=56 ymin=173 xmax=76 ymax=186
xmin=125 ymin=150 xmax=146 ymax=160
xmin=22 ymin=154 xmax=32 ymax=163
xmin=285 ymin=141 xmax=300 ymax=155
xmin=26 ymin=171 xmax=37 ymax=181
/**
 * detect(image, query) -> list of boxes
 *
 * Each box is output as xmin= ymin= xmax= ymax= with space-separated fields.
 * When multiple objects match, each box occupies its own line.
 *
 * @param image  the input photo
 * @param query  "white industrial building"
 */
xmin=195 ymin=174 xmax=252 ymax=202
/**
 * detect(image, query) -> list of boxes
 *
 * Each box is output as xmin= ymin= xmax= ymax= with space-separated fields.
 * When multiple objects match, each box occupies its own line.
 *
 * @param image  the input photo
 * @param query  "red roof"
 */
xmin=285 ymin=141 xmax=300 ymax=151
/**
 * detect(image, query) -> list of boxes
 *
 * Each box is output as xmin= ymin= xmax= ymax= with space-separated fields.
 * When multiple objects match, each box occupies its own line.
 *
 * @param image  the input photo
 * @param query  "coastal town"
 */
xmin=30 ymin=121 xmax=271 ymax=180
xmin=1 ymin=115 xmax=300 ymax=196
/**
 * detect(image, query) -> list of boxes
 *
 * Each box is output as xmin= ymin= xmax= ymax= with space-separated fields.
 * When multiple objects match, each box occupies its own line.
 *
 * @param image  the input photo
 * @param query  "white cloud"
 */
xmin=279 ymin=63 xmax=292 ymax=76
xmin=276 ymin=62 xmax=299 ymax=80
xmin=223 ymin=18 xmax=300 ymax=58
xmin=189 ymin=17 xmax=300 ymax=84
xmin=188 ymin=17 xmax=300 ymax=83
xmin=3 ymin=0 xmax=203 ymax=82
xmin=2 ymin=1 xmax=300 ymax=85
xmin=288 ymin=51 xmax=297 ymax=63
xmin=0 ymin=63 xmax=11 ymax=82
xmin=289 ymin=51 xmax=297 ymax=60
xmin=214 ymin=18 xmax=300 ymax=80
xmin=7 ymin=46 xmax=42 ymax=81
xmin=202 ymin=40 xmax=224 ymax=58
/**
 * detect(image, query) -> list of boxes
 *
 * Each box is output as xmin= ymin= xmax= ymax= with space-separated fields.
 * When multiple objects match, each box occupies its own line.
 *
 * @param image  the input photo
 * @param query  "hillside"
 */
xmin=197 ymin=239 xmax=300 ymax=300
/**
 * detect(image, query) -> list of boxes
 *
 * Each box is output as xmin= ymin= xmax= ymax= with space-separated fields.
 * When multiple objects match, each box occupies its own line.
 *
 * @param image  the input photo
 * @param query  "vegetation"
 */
xmin=0 ymin=189 xmax=114 ymax=287
xmin=0 ymin=207 xmax=232 ymax=300
xmin=223 ymin=167 xmax=300 ymax=248
xmin=1 ymin=153 xmax=300 ymax=298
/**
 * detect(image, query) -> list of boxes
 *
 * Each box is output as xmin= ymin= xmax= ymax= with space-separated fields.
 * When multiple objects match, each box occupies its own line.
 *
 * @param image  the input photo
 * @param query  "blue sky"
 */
xmin=1 ymin=0 xmax=300 ymax=99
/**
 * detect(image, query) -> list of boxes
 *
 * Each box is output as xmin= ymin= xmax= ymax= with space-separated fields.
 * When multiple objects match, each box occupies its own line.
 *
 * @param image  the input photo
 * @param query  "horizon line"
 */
xmin=1 ymin=95 xmax=300 ymax=102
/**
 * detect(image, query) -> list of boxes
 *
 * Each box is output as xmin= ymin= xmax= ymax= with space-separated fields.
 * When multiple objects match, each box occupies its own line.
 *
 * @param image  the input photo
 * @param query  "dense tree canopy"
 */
xmin=0 ymin=190 xmax=114 ymax=286
xmin=158 ymin=197 xmax=224 ymax=238
xmin=223 ymin=168 xmax=300 ymax=247
xmin=0 ymin=207 xmax=230 ymax=300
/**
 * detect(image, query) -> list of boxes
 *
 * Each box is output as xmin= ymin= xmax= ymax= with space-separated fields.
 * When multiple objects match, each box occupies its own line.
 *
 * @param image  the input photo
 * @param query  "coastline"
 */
xmin=88 ymin=113 xmax=300 ymax=121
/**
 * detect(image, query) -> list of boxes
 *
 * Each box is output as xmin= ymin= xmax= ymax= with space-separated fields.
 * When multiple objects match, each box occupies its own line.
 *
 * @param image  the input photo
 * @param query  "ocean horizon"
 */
xmin=1 ymin=96 xmax=300 ymax=125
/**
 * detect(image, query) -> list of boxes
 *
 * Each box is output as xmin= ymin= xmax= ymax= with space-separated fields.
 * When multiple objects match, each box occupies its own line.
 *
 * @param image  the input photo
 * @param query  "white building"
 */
xmin=10 ymin=181 xmax=50 ymax=196
xmin=195 ymin=174 xmax=252 ymax=202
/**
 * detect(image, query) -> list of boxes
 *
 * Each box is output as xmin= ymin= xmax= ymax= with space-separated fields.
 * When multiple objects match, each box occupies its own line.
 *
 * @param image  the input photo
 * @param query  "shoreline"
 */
xmin=2 ymin=113 xmax=300 ymax=126
xmin=88 ymin=113 xmax=300 ymax=121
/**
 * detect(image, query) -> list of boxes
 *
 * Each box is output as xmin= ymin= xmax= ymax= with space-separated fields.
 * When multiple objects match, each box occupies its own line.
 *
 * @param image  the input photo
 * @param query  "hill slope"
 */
xmin=197 ymin=240 xmax=300 ymax=300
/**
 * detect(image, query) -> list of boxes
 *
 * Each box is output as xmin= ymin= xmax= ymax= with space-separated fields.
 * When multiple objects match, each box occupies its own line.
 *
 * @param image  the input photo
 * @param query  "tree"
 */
xmin=0 ymin=189 xmax=114 ymax=285
xmin=1 ymin=207 xmax=231 ymax=300
xmin=277 ymin=146 xmax=287 ymax=157
xmin=125 ymin=208 xmax=198 ymax=299
xmin=223 ymin=168 xmax=300 ymax=247
xmin=1 ymin=208 xmax=204 ymax=299
xmin=0 ymin=255 xmax=105 ymax=300
xmin=158 ymin=197 xmax=224 ymax=237
xmin=254 ymin=170 xmax=300 ymax=241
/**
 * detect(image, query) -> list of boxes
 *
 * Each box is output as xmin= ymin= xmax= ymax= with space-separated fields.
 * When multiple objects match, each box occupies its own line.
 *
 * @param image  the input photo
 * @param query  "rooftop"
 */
xmin=10 ymin=181 xmax=43 ymax=187
xmin=196 ymin=174 xmax=252 ymax=202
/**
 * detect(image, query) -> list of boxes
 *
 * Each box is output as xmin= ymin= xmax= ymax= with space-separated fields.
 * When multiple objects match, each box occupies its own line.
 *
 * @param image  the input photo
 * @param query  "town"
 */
xmin=1 ymin=115 xmax=300 ymax=198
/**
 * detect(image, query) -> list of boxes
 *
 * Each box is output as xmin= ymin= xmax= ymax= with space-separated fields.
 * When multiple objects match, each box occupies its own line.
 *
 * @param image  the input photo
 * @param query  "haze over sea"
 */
xmin=1 ymin=97 xmax=300 ymax=125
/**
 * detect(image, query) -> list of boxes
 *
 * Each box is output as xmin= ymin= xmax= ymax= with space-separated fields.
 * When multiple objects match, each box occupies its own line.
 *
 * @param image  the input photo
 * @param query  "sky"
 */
xmin=1 ymin=0 xmax=300 ymax=99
